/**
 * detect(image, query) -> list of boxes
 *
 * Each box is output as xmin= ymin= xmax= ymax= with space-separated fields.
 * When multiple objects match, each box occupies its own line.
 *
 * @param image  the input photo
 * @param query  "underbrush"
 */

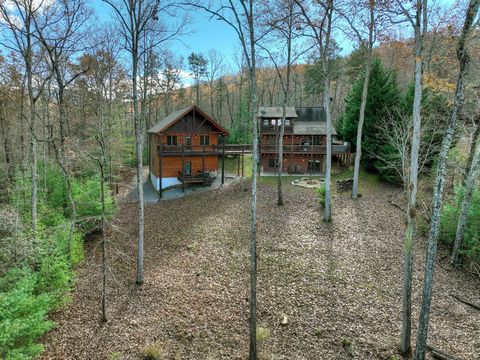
xmin=0 ymin=160 xmax=116 ymax=359
xmin=440 ymin=185 xmax=480 ymax=262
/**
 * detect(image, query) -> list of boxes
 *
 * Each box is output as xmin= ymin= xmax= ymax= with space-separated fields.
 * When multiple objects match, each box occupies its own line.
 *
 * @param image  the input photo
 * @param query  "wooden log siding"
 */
xmin=155 ymin=155 xmax=218 ymax=178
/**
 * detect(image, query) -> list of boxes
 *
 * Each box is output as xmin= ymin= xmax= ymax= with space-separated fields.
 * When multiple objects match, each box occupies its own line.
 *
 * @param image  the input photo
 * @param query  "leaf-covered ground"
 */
xmin=41 ymin=179 xmax=480 ymax=359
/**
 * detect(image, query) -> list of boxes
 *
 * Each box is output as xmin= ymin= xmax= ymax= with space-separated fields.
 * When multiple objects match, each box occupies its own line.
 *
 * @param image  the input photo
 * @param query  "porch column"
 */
xmin=182 ymin=134 xmax=185 ymax=193
xmin=202 ymin=142 xmax=205 ymax=187
xmin=221 ymin=135 xmax=225 ymax=185
xmin=159 ymin=135 xmax=163 ymax=199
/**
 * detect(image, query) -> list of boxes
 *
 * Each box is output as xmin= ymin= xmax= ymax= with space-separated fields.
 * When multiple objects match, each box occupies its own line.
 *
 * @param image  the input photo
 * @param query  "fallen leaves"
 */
xmin=40 ymin=180 xmax=480 ymax=359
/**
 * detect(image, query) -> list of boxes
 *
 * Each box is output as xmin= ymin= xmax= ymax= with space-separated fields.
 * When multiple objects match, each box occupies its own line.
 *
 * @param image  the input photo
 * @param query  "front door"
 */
xmin=185 ymin=136 xmax=192 ymax=151
xmin=184 ymin=162 xmax=192 ymax=175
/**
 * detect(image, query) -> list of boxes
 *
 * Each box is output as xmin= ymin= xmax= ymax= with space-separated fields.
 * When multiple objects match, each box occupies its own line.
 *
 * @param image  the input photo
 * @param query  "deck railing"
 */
xmin=158 ymin=143 xmax=350 ymax=155
xmin=159 ymin=144 xmax=219 ymax=153
xmin=260 ymin=143 xmax=350 ymax=154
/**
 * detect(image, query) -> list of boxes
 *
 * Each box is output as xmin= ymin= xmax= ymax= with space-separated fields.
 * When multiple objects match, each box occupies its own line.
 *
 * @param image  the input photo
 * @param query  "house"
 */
xmin=147 ymin=105 xmax=229 ymax=194
xmin=259 ymin=106 xmax=351 ymax=175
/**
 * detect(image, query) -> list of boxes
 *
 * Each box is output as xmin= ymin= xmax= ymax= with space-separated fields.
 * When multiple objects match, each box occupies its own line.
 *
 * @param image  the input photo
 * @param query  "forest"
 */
xmin=0 ymin=0 xmax=479 ymax=359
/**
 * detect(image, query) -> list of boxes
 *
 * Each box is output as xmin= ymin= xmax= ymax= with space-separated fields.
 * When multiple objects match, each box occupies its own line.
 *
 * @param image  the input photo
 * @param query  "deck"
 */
xmin=178 ymin=171 xmax=214 ymax=186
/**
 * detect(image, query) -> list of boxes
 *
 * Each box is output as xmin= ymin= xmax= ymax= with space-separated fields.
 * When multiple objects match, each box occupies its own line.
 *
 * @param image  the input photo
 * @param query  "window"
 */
xmin=308 ymin=160 xmax=321 ymax=172
xmin=200 ymin=135 xmax=210 ymax=145
xmin=263 ymin=119 xmax=269 ymax=126
xmin=184 ymin=162 xmax=192 ymax=175
xmin=268 ymin=158 xmax=280 ymax=168
xmin=285 ymin=119 xmax=290 ymax=126
xmin=167 ymin=135 xmax=177 ymax=145
xmin=185 ymin=136 xmax=192 ymax=146
xmin=270 ymin=119 xmax=276 ymax=126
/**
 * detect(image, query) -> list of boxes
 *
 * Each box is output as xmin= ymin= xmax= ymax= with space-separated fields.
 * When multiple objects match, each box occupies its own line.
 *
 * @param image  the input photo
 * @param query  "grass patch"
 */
xmin=141 ymin=343 xmax=164 ymax=360
xmin=258 ymin=175 xmax=324 ymax=186
xmin=223 ymin=154 xmax=253 ymax=177
xmin=256 ymin=326 xmax=270 ymax=342
xmin=341 ymin=337 xmax=354 ymax=357
xmin=108 ymin=351 xmax=123 ymax=360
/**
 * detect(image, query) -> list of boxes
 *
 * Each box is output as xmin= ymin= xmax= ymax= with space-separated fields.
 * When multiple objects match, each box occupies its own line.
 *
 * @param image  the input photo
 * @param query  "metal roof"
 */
xmin=258 ymin=106 xmax=297 ymax=118
xmin=293 ymin=121 xmax=336 ymax=135
xmin=293 ymin=107 xmax=336 ymax=135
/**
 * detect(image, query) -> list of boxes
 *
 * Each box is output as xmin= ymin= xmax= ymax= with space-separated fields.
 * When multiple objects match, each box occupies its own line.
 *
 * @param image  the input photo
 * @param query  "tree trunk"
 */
xmin=133 ymin=51 xmax=145 ymax=286
xmin=276 ymin=13 xmax=293 ymax=207
xmin=247 ymin=2 xmax=258 ymax=358
xmin=58 ymin=87 xmax=77 ymax=266
xmin=322 ymin=1 xmax=333 ymax=223
xmin=463 ymin=119 xmax=480 ymax=185
xmin=451 ymin=141 xmax=480 ymax=266
xmin=414 ymin=2 xmax=479 ymax=359
xmin=0 ymin=105 xmax=14 ymax=187
xmin=352 ymin=1 xmax=374 ymax=199
xmin=401 ymin=1 xmax=426 ymax=354
xmin=25 ymin=15 xmax=38 ymax=236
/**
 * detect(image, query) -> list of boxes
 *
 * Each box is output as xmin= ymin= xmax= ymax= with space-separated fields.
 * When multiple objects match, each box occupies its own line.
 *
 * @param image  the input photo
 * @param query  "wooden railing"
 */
xmin=159 ymin=144 xmax=219 ymax=153
xmin=158 ymin=143 xmax=350 ymax=155
xmin=260 ymin=144 xmax=350 ymax=154
xmin=261 ymin=125 xmax=293 ymax=133
xmin=159 ymin=143 xmax=253 ymax=154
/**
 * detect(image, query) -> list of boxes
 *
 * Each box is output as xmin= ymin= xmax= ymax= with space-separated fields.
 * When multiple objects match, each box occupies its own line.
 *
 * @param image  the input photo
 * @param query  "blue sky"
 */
xmin=92 ymin=1 xmax=238 ymax=72
xmin=92 ymin=0 xmax=458 ymax=72
xmin=1 ymin=0 xmax=460 ymax=63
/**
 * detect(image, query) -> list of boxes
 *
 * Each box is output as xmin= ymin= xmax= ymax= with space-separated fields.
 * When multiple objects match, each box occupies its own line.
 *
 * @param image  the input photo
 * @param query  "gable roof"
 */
xmin=147 ymin=105 xmax=229 ymax=135
xmin=258 ymin=106 xmax=297 ymax=118
xmin=293 ymin=107 xmax=336 ymax=135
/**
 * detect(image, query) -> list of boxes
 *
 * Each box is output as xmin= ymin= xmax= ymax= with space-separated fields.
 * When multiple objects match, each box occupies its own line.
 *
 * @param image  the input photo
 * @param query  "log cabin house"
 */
xmin=259 ymin=106 xmax=351 ymax=175
xmin=147 ymin=105 xmax=229 ymax=195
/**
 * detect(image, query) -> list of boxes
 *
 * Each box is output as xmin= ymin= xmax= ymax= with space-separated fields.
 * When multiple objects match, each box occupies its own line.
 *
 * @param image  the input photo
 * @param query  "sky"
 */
xmin=92 ymin=1 xmax=239 ymax=83
xmin=91 ymin=0 xmax=459 ymax=78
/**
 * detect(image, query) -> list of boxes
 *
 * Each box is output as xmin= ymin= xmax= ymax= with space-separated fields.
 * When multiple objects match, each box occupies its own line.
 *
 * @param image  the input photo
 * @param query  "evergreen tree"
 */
xmin=187 ymin=52 xmax=209 ymax=106
xmin=337 ymin=58 xmax=401 ymax=172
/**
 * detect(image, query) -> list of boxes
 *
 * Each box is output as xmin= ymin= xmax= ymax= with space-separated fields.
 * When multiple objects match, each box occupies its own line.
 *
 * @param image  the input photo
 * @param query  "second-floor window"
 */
xmin=200 ymin=135 xmax=210 ymax=145
xmin=285 ymin=119 xmax=290 ymax=126
xmin=263 ymin=119 xmax=269 ymax=126
xmin=167 ymin=135 xmax=177 ymax=145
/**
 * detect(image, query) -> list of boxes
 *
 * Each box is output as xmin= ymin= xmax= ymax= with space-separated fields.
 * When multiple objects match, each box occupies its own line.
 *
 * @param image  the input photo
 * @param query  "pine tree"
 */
xmin=337 ymin=58 xmax=400 ymax=172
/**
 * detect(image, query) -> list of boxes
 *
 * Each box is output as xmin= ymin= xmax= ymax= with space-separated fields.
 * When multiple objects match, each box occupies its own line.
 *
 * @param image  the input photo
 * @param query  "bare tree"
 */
xmin=414 ymin=1 xmax=479 ymax=359
xmin=382 ymin=0 xmax=429 ymax=354
xmin=295 ymin=0 xmax=335 ymax=222
xmin=0 ymin=0 xmax=49 ymax=237
xmin=184 ymin=1 xmax=260 ymax=356
xmin=31 ymin=0 xmax=92 ymax=265
xmin=372 ymin=110 xmax=444 ymax=186
xmin=336 ymin=0 xmax=375 ymax=200
xmin=258 ymin=0 xmax=303 ymax=206
xmin=102 ymin=0 xmax=185 ymax=285
xmin=207 ymin=49 xmax=225 ymax=117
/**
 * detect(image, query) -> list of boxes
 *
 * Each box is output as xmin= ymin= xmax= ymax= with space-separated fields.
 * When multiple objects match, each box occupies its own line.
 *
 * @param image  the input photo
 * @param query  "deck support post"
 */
xmin=241 ymin=146 xmax=245 ymax=178
xmin=181 ymin=137 xmax=185 ymax=193
xmin=202 ymin=143 xmax=206 ymax=187
xmin=159 ymin=137 xmax=163 ymax=199
xmin=310 ymin=135 xmax=313 ymax=176
xmin=221 ymin=135 xmax=225 ymax=185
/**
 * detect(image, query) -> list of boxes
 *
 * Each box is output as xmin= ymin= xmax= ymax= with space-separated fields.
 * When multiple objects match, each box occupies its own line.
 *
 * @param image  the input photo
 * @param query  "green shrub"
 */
xmin=0 ymin=268 xmax=55 ymax=360
xmin=417 ymin=218 xmax=430 ymax=237
xmin=440 ymin=185 xmax=480 ymax=261
xmin=317 ymin=184 xmax=326 ymax=207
